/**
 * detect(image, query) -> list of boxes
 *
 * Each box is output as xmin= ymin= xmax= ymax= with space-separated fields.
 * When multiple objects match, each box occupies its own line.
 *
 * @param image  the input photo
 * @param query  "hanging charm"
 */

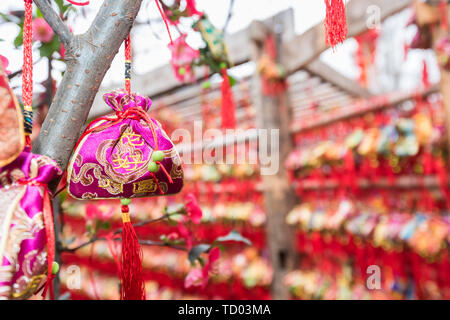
xmin=324 ymin=0 xmax=348 ymax=49
xmin=67 ymin=33 xmax=183 ymax=300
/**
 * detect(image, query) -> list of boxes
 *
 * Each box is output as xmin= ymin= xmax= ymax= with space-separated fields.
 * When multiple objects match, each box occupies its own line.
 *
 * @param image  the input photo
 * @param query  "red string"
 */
xmin=22 ymin=0 xmax=33 ymax=110
xmin=155 ymin=0 xmax=173 ymax=45
xmin=66 ymin=0 xmax=90 ymax=5
xmin=125 ymin=34 xmax=131 ymax=94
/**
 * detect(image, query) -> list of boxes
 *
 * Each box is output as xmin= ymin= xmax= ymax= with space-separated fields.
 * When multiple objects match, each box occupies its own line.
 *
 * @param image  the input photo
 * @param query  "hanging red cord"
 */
xmin=66 ymin=0 xmax=90 ymax=5
xmin=155 ymin=0 xmax=173 ymax=45
xmin=22 ymin=0 xmax=33 ymax=140
xmin=125 ymin=34 xmax=131 ymax=94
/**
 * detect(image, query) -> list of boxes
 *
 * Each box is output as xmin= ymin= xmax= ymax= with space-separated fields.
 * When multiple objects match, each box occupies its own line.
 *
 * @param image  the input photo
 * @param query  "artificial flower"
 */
xmin=0 ymin=55 xmax=10 ymax=74
xmin=184 ymin=193 xmax=202 ymax=224
xmin=168 ymin=34 xmax=199 ymax=82
xmin=32 ymin=18 xmax=54 ymax=43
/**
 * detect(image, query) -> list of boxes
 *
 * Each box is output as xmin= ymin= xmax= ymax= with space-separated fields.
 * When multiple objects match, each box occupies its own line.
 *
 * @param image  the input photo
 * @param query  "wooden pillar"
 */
xmin=249 ymin=14 xmax=298 ymax=299
xmin=419 ymin=1 xmax=450 ymax=164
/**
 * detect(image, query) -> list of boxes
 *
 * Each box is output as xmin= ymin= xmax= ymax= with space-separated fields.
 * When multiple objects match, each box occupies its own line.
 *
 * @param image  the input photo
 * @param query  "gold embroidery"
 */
xmin=111 ymin=130 xmax=147 ymax=172
xmin=11 ymin=274 xmax=45 ymax=299
xmin=98 ymin=178 xmax=123 ymax=194
xmin=133 ymin=179 xmax=158 ymax=194
xmin=81 ymin=192 xmax=98 ymax=199
xmin=170 ymin=163 xmax=183 ymax=180
xmin=97 ymin=125 xmax=150 ymax=184
xmin=159 ymin=182 xmax=168 ymax=194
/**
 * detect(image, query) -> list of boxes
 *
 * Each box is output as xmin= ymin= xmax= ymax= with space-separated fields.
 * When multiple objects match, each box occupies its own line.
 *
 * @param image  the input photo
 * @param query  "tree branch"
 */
xmin=61 ymin=237 xmax=186 ymax=253
xmin=33 ymin=0 xmax=74 ymax=50
xmin=60 ymin=212 xmax=183 ymax=252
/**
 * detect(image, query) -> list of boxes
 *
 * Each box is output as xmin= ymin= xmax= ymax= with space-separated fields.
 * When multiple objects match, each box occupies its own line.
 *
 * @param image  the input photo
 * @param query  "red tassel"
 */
xmin=324 ymin=0 xmax=347 ymax=49
xmin=41 ymin=188 xmax=55 ymax=300
xmin=120 ymin=205 xmax=145 ymax=300
xmin=220 ymin=68 xmax=236 ymax=129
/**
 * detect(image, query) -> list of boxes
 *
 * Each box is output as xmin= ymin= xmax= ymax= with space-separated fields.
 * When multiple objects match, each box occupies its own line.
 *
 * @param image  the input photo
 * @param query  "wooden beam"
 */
xmin=305 ymin=59 xmax=372 ymax=98
xmin=250 ymin=13 xmax=298 ymax=300
xmin=281 ymin=0 xmax=413 ymax=74
xmin=295 ymin=175 xmax=448 ymax=190
xmin=290 ymin=85 xmax=439 ymax=133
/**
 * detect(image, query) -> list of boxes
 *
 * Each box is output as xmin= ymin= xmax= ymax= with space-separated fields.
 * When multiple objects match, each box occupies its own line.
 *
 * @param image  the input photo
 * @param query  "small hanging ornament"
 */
xmin=194 ymin=15 xmax=236 ymax=129
xmin=324 ymin=0 xmax=348 ymax=49
xmin=220 ymin=64 xmax=236 ymax=129
xmin=257 ymin=34 xmax=288 ymax=96
xmin=168 ymin=34 xmax=199 ymax=82
xmin=422 ymin=59 xmax=430 ymax=88
xmin=0 ymin=0 xmax=62 ymax=300
xmin=439 ymin=0 xmax=448 ymax=31
xmin=67 ymin=33 xmax=184 ymax=300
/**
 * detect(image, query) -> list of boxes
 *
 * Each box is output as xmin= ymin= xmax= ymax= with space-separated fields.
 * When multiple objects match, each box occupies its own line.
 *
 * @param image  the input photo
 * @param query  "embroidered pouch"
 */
xmin=67 ymin=89 xmax=184 ymax=200
xmin=0 ymin=148 xmax=61 ymax=299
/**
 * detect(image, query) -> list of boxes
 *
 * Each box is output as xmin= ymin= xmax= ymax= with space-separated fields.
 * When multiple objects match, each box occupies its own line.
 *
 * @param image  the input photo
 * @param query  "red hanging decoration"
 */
xmin=422 ymin=59 xmax=430 ymax=88
xmin=120 ymin=204 xmax=145 ymax=300
xmin=22 ymin=0 xmax=33 ymax=143
xmin=440 ymin=0 xmax=448 ymax=31
xmin=125 ymin=35 xmax=131 ymax=94
xmin=155 ymin=0 xmax=173 ymax=45
xmin=66 ymin=0 xmax=89 ymax=5
xmin=324 ymin=0 xmax=348 ymax=49
xmin=220 ymin=67 xmax=236 ymax=129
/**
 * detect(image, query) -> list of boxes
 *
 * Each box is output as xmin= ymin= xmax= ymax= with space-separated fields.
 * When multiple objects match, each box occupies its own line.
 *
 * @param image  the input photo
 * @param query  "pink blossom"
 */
xmin=32 ymin=18 xmax=54 ymax=43
xmin=184 ymin=267 xmax=203 ymax=288
xmin=0 ymin=55 xmax=10 ymax=74
xmin=59 ymin=45 xmax=65 ymax=59
xmin=184 ymin=247 xmax=220 ymax=289
xmin=168 ymin=34 xmax=199 ymax=82
xmin=184 ymin=193 xmax=202 ymax=224
xmin=185 ymin=0 xmax=202 ymax=16
xmin=177 ymin=223 xmax=193 ymax=251
xmin=85 ymin=202 xmax=114 ymax=222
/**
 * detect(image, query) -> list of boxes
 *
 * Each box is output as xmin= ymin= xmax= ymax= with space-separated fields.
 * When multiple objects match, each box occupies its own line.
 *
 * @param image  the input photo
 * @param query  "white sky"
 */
xmin=0 ymin=0 xmax=440 ymax=96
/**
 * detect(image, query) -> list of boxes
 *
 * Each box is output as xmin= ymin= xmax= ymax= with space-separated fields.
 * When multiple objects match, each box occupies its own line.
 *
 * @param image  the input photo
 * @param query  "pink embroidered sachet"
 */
xmin=0 ymin=148 xmax=61 ymax=299
xmin=67 ymin=89 xmax=184 ymax=200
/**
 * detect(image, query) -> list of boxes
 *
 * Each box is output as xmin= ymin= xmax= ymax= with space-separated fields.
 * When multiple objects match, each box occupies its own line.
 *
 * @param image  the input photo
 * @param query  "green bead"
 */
xmin=152 ymin=150 xmax=165 ymax=162
xmin=121 ymin=198 xmax=131 ymax=206
xmin=178 ymin=67 xmax=186 ymax=75
xmin=52 ymin=262 xmax=60 ymax=275
xmin=220 ymin=62 xmax=227 ymax=69
xmin=202 ymin=81 xmax=211 ymax=89
xmin=148 ymin=161 xmax=160 ymax=173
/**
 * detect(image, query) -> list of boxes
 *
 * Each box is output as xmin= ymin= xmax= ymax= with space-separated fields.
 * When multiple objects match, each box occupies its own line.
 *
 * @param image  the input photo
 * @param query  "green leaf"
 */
xmin=54 ymin=0 xmax=65 ymax=13
xmin=0 ymin=12 xmax=19 ymax=23
xmin=38 ymin=35 xmax=61 ymax=58
xmin=98 ymin=221 xmax=111 ymax=231
xmin=36 ymin=8 xmax=43 ymax=18
xmin=14 ymin=30 xmax=23 ymax=48
xmin=228 ymin=75 xmax=237 ymax=87
xmin=215 ymin=230 xmax=252 ymax=246
xmin=188 ymin=244 xmax=210 ymax=264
